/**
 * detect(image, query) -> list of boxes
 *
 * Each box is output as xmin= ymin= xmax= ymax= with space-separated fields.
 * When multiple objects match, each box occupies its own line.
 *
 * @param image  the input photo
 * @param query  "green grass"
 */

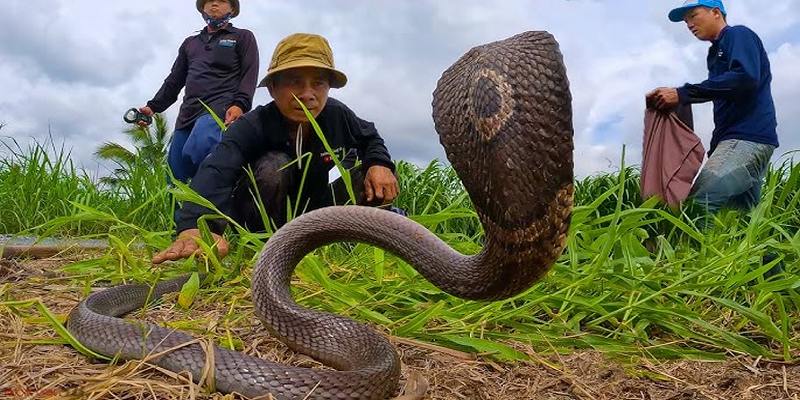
xmin=0 ymin=137 xmax=172 ymax=235
xmin=1 ymin=135 xmax=798 ymax=362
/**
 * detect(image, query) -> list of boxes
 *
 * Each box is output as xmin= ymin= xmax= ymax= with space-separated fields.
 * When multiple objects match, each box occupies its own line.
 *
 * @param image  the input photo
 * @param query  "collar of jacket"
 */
xmin=198 ymin=23 xmax=238 ymax=37
xmin=712 ymin=25 xmax=731 ymax=45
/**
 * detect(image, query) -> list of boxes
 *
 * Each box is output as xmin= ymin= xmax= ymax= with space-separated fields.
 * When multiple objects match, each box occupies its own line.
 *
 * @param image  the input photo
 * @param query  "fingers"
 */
xmin=647 ymin=88 xmax=679 ymax=111
xmin=152 ymin=250 xmax=168 ymax=264
xmin=655 ymin=93 xmax=675 ymax=110
xmin=225 ymin=114 xmax=242 ymax=126
xmin=136 ymin=107 xmax=154 ymax=127
xmin=382 ymin=178 xmax=399 ymax=204
xmin=389 ymin=180 xmax=400 ymax=203
xmin=364 ymin=177 xmax=375 ymax=203
xmin=372 ymin=180 xmax=387 ymax=203
xmin=651 ymin=90 xmax=666 ymax=110
xmin=372 ymin=181 xmax=399 ymax=205
xmin=152 ymin=238 xmax=200 ymax=264
xmin=646 ymin=88 xmax=667 ymax=102
xmin=212 ymin=233 xmax=229 ymax=259
xmin=151 ymin=229 xmax=229 ymax=265
xmin=224 ymin=106 xmax=243 ymax=126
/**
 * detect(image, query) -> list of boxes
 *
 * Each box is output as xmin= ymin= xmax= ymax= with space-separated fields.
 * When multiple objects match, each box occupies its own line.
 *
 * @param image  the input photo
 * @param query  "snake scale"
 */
xmin=66 ymin=31 xmax=574 ymax=399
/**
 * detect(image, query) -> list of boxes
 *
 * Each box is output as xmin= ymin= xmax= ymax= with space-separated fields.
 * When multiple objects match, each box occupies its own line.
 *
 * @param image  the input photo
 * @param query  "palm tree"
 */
xmin=95 ymin=114 xmax=170 ymax=188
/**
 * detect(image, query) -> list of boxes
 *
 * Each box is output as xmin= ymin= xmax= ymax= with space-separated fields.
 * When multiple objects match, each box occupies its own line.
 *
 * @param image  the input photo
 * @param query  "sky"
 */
xmin=1 ymin=0 xmax=799 ymax=179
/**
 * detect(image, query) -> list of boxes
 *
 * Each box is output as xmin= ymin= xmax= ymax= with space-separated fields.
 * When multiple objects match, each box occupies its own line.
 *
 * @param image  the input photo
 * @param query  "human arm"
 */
xmin=225 ymin=30 xmax=259 ymax=125
xmin=152 ymin=115 xmax=264 ymax=264
xmin=340 ymin=104 xmax=398 ymax=204
xmin=677 ymin=28 xmax=762 ymax=104
xmin=146 ymin=39 xmax=190 ymax=113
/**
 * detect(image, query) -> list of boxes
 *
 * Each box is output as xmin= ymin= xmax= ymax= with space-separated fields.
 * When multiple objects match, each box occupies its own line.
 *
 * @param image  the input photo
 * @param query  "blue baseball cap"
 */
xmin=668 ymin=0 xmax=726 ymax=22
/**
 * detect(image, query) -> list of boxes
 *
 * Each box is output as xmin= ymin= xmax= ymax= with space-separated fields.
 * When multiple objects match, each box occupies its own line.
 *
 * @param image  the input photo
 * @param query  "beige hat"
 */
xmin=258 ymin=33 xmax=348 ymax=89
xmin=196 ymin=0 xmax=240 ymax=17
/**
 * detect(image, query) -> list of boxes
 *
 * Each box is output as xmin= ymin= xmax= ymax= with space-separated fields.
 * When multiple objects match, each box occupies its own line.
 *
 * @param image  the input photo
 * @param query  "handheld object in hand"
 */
xmin=123 ymin=108 xmax=153 ymax=125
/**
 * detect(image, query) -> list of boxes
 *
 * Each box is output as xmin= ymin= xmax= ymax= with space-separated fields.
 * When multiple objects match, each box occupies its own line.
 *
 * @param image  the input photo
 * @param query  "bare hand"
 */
xmin=646 ymin=87 xmax=679 ymax=111
xmin=224 ymin=105 xmax=244 ymax=126
xmin=138 ymin=106 xmax=154 ymax=127
xmin=152 ymin=229 xmax=229 ymax=264
xmin=364 ymin=166 xmax=399 ymax=205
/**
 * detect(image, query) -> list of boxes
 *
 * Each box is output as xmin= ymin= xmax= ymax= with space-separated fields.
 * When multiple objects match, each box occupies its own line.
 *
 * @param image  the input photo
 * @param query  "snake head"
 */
xmin=432 ymin=31 xmax=574 ymax=254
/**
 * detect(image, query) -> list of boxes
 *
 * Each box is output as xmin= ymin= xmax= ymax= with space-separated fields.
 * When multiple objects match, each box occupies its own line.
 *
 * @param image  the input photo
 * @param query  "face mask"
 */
xmin=202 ymin=11 xmax=232 ymax=30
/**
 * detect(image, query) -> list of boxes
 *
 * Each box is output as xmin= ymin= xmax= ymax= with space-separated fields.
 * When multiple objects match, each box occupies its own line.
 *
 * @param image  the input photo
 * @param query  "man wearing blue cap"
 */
xmin=647 ymin=0 xmax=779 ymax=216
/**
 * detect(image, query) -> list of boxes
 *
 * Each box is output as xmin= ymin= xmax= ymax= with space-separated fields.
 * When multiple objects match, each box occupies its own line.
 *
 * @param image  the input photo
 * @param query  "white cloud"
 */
xmin=771 ymin=43 xmax=800 ymax=162
xmin=1 ymin=0 xmax=798 ymax=179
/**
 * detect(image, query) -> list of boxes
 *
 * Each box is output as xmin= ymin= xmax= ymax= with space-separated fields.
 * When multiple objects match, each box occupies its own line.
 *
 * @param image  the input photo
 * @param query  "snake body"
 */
xmin=67 ymin=31 xmax=573 ymax=399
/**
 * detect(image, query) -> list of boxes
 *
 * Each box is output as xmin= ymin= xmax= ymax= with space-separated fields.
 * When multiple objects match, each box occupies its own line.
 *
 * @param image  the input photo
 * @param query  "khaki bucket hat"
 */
xmin=258 ymin=33 xmax=348 ymax=89
xmin=196 ymin=0 xmax=240 ymax=18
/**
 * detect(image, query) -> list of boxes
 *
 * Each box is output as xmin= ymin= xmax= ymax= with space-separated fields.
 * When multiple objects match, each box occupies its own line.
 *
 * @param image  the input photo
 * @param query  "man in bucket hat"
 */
xmin=647 ymin=0 xmax=779 ymax=216
xmin=153 ymin=33 xmax=400 ymax=264
xmin=138 ymin=0 xmax=259 ymax=183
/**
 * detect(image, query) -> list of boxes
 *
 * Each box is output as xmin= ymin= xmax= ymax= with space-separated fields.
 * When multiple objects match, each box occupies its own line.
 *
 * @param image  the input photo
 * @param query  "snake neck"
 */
xmin=253 ymin=198 xmax=571 ymax=309
xmin=468 ymin=193 xmax=570 ymax=298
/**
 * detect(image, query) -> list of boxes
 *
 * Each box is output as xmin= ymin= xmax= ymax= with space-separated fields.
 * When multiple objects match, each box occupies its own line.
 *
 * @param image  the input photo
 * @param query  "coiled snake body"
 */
xmin=67 ymin=31 xmax=573 ymax=399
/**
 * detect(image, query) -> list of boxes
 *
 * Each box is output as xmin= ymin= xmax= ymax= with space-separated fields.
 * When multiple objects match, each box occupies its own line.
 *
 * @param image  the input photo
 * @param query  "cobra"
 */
xmin=66 ymin=30 xmax=574 ymax=400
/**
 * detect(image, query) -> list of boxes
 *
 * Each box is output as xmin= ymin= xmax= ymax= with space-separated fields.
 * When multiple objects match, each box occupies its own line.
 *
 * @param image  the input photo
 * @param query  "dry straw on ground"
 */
xmin=1 ymin=257 xmax=798 ymax=400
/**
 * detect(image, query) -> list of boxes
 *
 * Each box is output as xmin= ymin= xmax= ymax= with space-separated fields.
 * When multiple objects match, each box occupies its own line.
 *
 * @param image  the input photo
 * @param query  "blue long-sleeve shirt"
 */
xmin=677 ymin=25 xmax=778 ymax=154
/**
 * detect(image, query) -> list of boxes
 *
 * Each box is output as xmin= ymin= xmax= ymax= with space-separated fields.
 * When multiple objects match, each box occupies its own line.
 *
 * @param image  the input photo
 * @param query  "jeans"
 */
xmin=167 ymin=114 xmax=224 ymax=183
xmin=690 ymin=139 xmax=775 ymax=214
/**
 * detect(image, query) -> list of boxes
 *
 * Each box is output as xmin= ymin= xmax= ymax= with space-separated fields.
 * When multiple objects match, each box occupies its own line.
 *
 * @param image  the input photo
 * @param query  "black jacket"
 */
xmin=147 ymin=24 xmax=260 ymax=130
xmin=175 ymin=98 xmax=395 ymax=233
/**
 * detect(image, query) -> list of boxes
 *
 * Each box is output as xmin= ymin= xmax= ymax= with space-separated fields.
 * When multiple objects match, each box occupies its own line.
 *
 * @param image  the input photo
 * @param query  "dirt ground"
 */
xmin=1 ymin=256 xmax=798 ymax=400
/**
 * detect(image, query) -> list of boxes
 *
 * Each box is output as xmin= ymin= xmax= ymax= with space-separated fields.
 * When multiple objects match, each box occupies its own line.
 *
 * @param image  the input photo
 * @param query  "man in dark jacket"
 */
xmin=647 ymin=0 xmax=779 ymax=214
xmin=139 ymin=0 xmax=259 ymax=182
xmin=152 ymin=33 xmax=400 ymax=264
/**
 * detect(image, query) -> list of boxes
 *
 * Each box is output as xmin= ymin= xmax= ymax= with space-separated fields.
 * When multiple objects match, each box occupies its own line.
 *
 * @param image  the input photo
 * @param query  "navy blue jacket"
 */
xmin=677 ymin=25 xmax=778 ymax=154
xmin=147 ymin=24 xmax=259 ymax=130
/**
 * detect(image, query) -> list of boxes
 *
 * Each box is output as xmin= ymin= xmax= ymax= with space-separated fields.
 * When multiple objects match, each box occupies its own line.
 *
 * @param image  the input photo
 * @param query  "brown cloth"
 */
xmin=641 ymin=104 xmax=705 ymax=207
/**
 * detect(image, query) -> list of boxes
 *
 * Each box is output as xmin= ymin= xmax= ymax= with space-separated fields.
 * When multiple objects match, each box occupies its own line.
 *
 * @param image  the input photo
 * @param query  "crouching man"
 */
xmin=153 ymin=33 xmax=400 ymax=264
